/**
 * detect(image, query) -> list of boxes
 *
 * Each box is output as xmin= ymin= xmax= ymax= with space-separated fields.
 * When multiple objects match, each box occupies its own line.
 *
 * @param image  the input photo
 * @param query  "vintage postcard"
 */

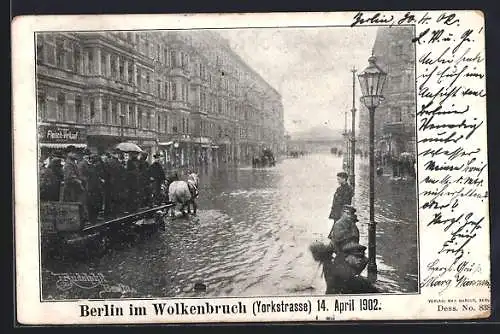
xmin=12 ymin=11 xmax=489 ymax=324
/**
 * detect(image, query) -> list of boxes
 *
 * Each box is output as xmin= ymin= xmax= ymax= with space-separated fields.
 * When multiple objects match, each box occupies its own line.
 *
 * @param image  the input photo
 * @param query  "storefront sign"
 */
xmin=39 ymin=125 xmax=87 ymax=144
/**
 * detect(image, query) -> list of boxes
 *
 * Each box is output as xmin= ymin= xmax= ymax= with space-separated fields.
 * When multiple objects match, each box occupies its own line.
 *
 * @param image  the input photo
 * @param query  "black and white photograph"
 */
xmin=36 ymin=25 xmax=419 ymax=300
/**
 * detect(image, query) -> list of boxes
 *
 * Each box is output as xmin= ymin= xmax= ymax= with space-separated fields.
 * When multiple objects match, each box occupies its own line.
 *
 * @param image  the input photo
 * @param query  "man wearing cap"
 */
xmin=328 ymin=172 xmax=354 ymax=223
xmin=62 ymin=150 xmax=88 ymax=221
xmin=149 ymin=154 xmax=166 ymax=205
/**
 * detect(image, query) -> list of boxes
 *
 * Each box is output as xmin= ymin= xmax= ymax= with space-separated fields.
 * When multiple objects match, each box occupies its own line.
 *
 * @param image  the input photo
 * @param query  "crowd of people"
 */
xmin=40 ymin=146 xmax=177 ymax=224
xmin=376 ymin=152 xmax=416 ymax=178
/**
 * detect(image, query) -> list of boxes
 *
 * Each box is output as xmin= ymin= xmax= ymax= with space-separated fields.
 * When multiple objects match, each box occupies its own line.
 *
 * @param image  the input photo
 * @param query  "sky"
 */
xmin=217 ymin=27 xmax=378 ymax=134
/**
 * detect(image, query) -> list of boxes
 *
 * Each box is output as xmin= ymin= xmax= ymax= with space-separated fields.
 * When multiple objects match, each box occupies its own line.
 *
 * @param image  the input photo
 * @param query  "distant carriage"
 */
xmin=252 ymin=149 xmax=276 ymax=168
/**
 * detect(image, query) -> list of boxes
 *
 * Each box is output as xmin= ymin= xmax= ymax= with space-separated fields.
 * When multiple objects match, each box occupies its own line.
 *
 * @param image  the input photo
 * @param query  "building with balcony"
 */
xmin=358 ymin=26 xmax=416 ymax=162
xmin=36 ymin=30 xmax=285 ymax=167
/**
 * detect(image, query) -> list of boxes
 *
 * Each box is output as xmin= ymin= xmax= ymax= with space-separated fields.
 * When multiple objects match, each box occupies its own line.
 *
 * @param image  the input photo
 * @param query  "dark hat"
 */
xmin=83 ymin=149 xmax=91 ymax=156
xmin=337 ymin=171 xmax=348 ymax=179
xmin=153 ymin=154 xmax=161 ymax=158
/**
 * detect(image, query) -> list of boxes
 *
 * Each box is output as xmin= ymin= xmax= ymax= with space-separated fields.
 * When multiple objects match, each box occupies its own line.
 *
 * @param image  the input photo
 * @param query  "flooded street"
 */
xmin=42 ymin=153 xmax=418 ymax=300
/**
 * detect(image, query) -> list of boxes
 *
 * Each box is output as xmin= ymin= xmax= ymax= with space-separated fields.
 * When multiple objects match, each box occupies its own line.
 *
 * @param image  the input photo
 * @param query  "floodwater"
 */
xmin=42 ymin=153 xmax=418 ymax=300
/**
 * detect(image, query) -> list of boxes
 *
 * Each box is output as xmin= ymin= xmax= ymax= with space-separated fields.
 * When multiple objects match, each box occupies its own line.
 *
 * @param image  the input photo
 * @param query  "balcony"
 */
xmin=37 ymin=64 xmax=86 ymax=85
xmin=383 ymin=122 xmax=405 ymax=136
xmin=169 ymin=67 xmax=190 ymax=79
xmin=88 ymin=123 xmax=157 ymax=139
xmin=170 ymin=100 xmax=190 ymax=111
xmin=87 ymin=76 xmax=137 ymax=94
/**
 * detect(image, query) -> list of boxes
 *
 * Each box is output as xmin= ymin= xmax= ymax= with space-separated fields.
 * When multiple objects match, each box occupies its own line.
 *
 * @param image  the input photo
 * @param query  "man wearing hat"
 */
xmin=104 ymin=149 xmax=125 ymax=216
xmin=328 ymin=172 xmax=354 ymax=223
xmin=149 ymin=154 xmax=166 ymax=205
xmin=62 ymin=149 xmax=88 ymax=221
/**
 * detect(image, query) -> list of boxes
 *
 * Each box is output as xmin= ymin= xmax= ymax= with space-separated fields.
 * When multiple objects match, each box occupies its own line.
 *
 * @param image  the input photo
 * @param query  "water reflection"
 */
xmin=42 ymin=153 xmax=418 ymax=299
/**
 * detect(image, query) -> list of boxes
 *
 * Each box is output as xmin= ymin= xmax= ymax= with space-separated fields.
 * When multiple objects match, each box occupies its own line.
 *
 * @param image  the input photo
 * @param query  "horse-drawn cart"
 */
xmin=40 ymin=201 xmax=174 ymax=259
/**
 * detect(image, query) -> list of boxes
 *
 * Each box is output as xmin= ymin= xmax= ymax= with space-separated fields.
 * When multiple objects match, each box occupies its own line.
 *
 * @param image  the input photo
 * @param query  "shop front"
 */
xmin=38 ymin=124 xmax=87 ymax=161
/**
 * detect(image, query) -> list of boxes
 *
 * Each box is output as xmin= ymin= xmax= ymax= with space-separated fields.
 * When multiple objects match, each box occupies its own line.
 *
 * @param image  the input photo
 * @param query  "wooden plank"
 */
xmin=81 ymin=203 xmax=174 ymax=233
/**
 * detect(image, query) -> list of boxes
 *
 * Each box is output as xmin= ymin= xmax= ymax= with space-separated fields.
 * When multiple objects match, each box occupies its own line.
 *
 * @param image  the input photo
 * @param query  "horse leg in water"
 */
xmin=191 ymin=200 xmax=197 ymax=215
xmin=180 ymin=202 xmax=187 ymax=216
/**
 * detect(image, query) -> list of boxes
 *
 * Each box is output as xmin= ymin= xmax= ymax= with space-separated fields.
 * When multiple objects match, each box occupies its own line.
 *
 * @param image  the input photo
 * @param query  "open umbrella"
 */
xmin=115 ymin=142 xmax=143 ymax=153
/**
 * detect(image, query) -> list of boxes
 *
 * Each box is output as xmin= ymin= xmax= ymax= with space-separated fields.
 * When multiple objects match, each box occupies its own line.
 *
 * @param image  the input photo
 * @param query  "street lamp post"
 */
xmin=350 ymin=66 xmax=357 ymax=193
xmin=357 ymin=52 xmax=387 ymax=283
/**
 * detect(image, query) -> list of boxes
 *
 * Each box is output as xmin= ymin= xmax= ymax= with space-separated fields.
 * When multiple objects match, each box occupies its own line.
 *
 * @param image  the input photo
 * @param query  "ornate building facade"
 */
xmin=36 ymin=30 xmax=285 ymax=166
xmin=358 ymin=26 xmax=416 ymax=160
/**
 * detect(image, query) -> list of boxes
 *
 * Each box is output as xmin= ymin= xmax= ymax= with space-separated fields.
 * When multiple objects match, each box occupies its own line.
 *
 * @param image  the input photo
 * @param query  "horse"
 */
xmin=167 ymin=172 xmax=200 ymax=216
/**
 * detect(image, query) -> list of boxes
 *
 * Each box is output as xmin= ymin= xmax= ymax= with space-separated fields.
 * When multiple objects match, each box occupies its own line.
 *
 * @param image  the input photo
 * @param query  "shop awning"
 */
xmin=39 ymin=143 xmax=87 ymax=149
xmin=201 ymin=144 xmax=211 ymax=148
xmin=211 ymin=145 xmax=219 ymax=149
xmin=158 ymin=141 xmax=173 ymax=146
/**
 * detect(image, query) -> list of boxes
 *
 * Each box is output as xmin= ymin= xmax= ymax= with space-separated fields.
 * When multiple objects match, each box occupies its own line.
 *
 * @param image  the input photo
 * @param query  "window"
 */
xmin=89 ymin=99 xmax=96 ymax=122
xmin=112 ymin=102 xmax=118 ymax=125
xmin=391 ymin=75 xmax=402 ymax=91
xmin=186 ymin=118 xmax=189 ymax=134
xmin=45 ymin=36 xmax=56 ymax=65
xmin=36 ymin=36 xmax=44 ymax=64
xmin=138 ymin=108 xmax=142 ymax=128
xmin=136 ymin=68 xmax=141 ymax=88
xmin=172 ymin=82 xmax=177 ymax=100
xmin=392 ymin=107 xmax=402 ymax=123
xmin=157 ymin=114 xmax=161 ymax=131
xmin=111 ymin=56 xmax=117 ymax=79
xmin=171 ymin=51 xmax=177 ymax=67
xmin=65 ymin=42 xmax=73 ymax=71
xmin=100 ymin=52 xmax=107 ymax=76
xmin=75 ymin=95 xmax=82 ymax=123
xmin=164 ymin=49 xmax=169 ymax=66
xmin=56 ymin=38 xmax=65 ymax=68
xmin=146 ymin=73 xmax=151 ymax=93
xmin=157 ymin=80 xmax=161 ymax=98
xmin=165 ymin=81 xmax=170 ymax=100
xmin=88 ymin=50 xmax=94 ymax=74
xmin=57 ymin=93 xmax=65 ymax=121
xmin=145 ymin=38 xmax=149 ymax=56
xmin=102 ymin=98 xmax=109 ymax=124
xmin=119 ymin=58 xmax=124 ymax=81
xmin=73 ymin=45 xmax=81 ymax=73
xmin=38 ymin=93 xmax=47 ymax=119
xmin=147 ymin=112 xmax=151 ymax=129
xmin=165 ymin=114 xmax=169 ymax=133
xmin=128 ymin=62 xmax=133 ymax=84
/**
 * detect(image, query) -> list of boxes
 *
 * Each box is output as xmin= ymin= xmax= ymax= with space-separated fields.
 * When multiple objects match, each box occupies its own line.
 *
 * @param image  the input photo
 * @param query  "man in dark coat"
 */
xmin=103 ymin=150 xmax=125 ymax=216
xmin=86 ymin=155 xmax=105 ymax=223
xmin=149 ymin=154 xmax=166 ymax=205
xmin=328 ymin=172 xmax=354 ymax=224
xmin=126 ymin=151 xmax=141 ymax=212
xmin=138 ymin=152 xmax=151 ymax=207
xmin=62 ymin=151 xmax=88 ymax=221
xmin=40 ymin=157 xmax=64 ymax=201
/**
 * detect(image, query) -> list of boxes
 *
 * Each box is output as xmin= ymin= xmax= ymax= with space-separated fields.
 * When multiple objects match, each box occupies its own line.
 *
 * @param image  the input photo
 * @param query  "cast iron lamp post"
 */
xmin=357 ymin=52 xmax=387 ymax=283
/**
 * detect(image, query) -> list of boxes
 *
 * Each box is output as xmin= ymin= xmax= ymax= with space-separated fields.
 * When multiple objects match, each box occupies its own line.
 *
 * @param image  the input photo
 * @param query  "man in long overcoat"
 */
xmin=62 ymin=151 xmax=88 ymax=221
xmin=149 ymin=154 xmax=166 ymax=205
xmin=126 ymin=151 xmax=141 ymax=212
xmin=328 ymin=172 xmax=354 ymax=225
